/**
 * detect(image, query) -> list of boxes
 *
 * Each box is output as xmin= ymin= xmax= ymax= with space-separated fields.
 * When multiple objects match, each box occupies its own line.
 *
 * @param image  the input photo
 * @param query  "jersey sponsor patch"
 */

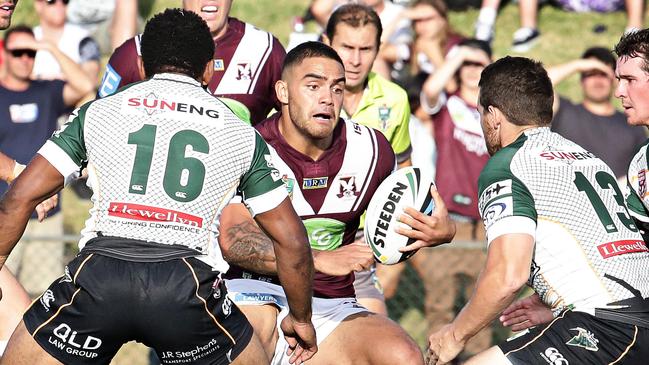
xmin=98 ymin=64 xmax=122 ymax=98
xmin=597 ymin=239 xmax=649 ymax=259
xmin=479 ymin=179 xmax=512 ymax=213
xmin=538 ymin=147 xmax=597 ymax=165
xmin=214 ymin=59 xmax=225 ymax=71
xmin=482 ymin=196 xmax=513 ymax=229
xmin=108 ymin=202 xmax=203 ymax=228
xmin=302 ymin=177 xmax=328 ymax=190
xmin=565 ymin=327 xmax=599 ymax=352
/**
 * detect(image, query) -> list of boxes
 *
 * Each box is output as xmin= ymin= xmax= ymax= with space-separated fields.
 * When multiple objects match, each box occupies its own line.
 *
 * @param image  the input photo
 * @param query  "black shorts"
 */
xmin=24 ymin=252 xmax=253 ymax=365
xmin=499 ymin=310 xmax=649 ymax=365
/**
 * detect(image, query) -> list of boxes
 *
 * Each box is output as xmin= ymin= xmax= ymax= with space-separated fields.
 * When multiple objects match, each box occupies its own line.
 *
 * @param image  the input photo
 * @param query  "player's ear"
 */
xmin=487 ymin=105 xmax=502 ymax=129
xmin=322 ymin=34 xmax=331 ymax=46
xmin=136 ymin=56 xmax=146 ymax=79
xmin=202 ymin=60 xmax=215 ymax=87
xmin=275 ymin=79 xmax=289 ymax=105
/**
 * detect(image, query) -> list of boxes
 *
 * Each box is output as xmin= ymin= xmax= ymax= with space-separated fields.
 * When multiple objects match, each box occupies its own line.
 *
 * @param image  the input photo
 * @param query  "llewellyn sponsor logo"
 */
xmin=597 ymin=240 xmax=649 ymax=259
xmin=108 ymin=202 xmax=203 ymax=228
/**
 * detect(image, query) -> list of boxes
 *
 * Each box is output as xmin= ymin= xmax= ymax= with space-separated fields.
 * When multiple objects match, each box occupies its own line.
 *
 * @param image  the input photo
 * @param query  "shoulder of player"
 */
xmin=344 ymin=120 xmax=394 ymax=154
xmin=478 ymin=136 xmax=527 ymax=190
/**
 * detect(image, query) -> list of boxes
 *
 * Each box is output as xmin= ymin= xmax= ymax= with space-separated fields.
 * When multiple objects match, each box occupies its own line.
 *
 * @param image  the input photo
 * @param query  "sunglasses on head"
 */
xmin=42 ymin=0 xmax=70 ymax=5
xmin=7 ymin=49 xmax=37 ymax=58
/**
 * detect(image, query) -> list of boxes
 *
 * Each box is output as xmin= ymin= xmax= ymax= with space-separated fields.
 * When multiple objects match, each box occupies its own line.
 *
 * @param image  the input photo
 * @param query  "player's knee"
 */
xmin=381 ymin=338 xmax=424 ymax=365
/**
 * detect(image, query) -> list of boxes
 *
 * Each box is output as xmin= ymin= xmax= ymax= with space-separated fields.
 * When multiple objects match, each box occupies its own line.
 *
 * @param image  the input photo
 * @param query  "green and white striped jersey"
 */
xmin=38 ymin=73 xmax=286 ymax=272
xmin=478 ymin=127 xmax=649 ymax=315
xmin=625 ymin=138 xmax=649 ymax=224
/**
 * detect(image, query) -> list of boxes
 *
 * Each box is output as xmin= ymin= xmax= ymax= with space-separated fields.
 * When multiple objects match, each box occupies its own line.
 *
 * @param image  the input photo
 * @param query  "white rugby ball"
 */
xmin=364 ymin=167 xmax=435 ymax=265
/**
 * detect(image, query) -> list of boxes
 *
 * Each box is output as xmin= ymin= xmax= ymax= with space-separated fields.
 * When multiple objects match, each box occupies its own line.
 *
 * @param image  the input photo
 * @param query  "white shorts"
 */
xmin=226 ymin=279 xmax=368 ymax=365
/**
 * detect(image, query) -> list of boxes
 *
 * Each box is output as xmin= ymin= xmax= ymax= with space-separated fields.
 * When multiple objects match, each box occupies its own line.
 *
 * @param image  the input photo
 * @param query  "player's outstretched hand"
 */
xmin=500 ymin=293 xmax=553 ymax=331
xmin=280 ymin=314 xmax=317 ymax=365
xmin=35 ymin=194 xmax=59 ymax=222
xmin=427 ymin=324 xmax=465 ymax=365
xmin=397 ymin=186 xmax=456 ymax=252
xmin=313 ymin=242 xmax=374 ymax=276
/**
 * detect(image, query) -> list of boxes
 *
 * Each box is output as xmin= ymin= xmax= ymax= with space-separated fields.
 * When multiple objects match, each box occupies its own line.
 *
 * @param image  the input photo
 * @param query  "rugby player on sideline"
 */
xmin=428 ymin=56 xmax=649 ymax=365
xmin=0 ymin=9 xmax=317 ymax=365
xmin=219 ymin=41 xmax=455 ymax=365
xmin=98 ymin=0 xmax=285 ymax=125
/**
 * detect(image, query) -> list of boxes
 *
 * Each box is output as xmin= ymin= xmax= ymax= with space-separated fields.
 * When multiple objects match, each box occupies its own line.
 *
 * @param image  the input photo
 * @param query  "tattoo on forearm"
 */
xmin=224 ymin=221 xmax=277 ymax=275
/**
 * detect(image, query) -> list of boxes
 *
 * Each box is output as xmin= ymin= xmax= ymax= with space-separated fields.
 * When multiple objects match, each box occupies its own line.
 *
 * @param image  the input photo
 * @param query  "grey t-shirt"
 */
xmin=552 ymin=97 xmax=646 ymax=178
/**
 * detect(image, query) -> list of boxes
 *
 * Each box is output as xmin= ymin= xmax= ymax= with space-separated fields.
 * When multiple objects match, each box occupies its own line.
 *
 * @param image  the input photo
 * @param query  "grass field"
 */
xmin=4 ymin=0 xmax=640 ymax=362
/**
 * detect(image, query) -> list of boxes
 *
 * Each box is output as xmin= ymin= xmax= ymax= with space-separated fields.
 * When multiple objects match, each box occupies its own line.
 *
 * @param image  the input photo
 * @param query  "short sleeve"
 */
xmin=38 ymin=103 xmax=90 ymax=185
xmin=98 ymin=37 xmax=141 ymax=98
xmin=391 ymin=93 xmax=412 ymax=162
xmin=478 ymin=157 xmax=537 ymax=244
xmin=239 ymin=132 xmax=287 ymax=216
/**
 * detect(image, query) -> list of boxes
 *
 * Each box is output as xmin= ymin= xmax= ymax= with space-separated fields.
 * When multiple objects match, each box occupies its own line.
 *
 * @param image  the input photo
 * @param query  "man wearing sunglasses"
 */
xmin=0 ymin=25 xmax=94 ymax=300
xmin=31 ymin=0 xmax=100 ymax=87
xmin=547 ymin=47 xmax=646 ymax=184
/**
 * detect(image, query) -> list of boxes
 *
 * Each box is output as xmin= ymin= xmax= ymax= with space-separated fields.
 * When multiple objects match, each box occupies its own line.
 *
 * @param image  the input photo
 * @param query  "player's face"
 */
xmin=329 ymin=23 xmax=379 ymax=92
xmin=411 ymin=4 xmax=446 ymax=39
xmin=4 ymin=32 xmax=36 ymax=81
xmin=0 ymin=0 xmax=18 ymax=30
xmin=477 ymin=98 xmax=500 ymax=156
xmin=286 ymin=57 xmax=345 ymax=141
xmin=615 ymin=55 xmax=649 ymax=126
xmin=183 ymin=0 xmax=232 ymax=38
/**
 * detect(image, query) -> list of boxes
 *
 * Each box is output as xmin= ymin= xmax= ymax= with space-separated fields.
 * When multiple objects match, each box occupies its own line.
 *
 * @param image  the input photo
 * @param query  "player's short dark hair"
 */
xmin=282 ymin=41 xmax=344 ymax=79
xmin=325 ymin=3 xmax=382 ymax=48
xmin=3 ymin=25 xmax=34 ymax=44
xmin=479 ymin=56 xmax=553 ymax=127
xmin=614 ymin=28 xmax=649 ymax=74
xmin=140 ymin=8 xmax=214 ymax=80
xmin=582 ymin=46 xmax=616 ymax=70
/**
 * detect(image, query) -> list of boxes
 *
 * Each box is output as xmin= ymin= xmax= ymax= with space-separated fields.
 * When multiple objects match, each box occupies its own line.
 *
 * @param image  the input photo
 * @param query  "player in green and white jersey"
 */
xmin=0 ymin=9 xmax=317 ymax=365
xmin=613 ymin=29 xmax=649 ymax=243
xmin=428 ymin=56 xmax=649 ymax=365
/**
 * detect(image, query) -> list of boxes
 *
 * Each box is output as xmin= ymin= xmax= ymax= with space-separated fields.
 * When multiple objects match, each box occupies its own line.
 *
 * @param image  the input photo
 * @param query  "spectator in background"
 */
xmin=324 ymin=3 xmax=412 ymax=316
xmin=31 ymin=0 xmax=100 ymax=88
xmin=548 ymin=46 xmax=646 ymax=183
xmin=66 ymin=0 xmax=138 ymax=54
xmin=0 ymin=0 xmax=18 ymax=29
xmin=0 ymin=25 xmax=94 ymax=297
xmin=99 ymin=0 xmax=285 ymax=125
xmin=376 ymin=0 xmax=462 ymax=87
xmin=475 ymin=0 xmax=645 ymax=52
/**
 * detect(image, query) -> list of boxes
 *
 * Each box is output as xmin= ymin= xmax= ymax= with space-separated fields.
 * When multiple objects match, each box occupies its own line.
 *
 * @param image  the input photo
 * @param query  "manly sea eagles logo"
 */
xmin=236 ymin=63 xmax=252 ymax=81
xmin=337 ymin=176 xmax=360 ymax=198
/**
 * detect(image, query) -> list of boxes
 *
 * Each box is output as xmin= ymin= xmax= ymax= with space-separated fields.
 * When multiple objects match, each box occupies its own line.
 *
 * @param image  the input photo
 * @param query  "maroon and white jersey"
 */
xmin=228 ymin=114 xmax=395 ymax=298
xmin=97 ymin=18 xmax=285 ymax=124
xmin=432 ymin=93 xmax=490 ymax=220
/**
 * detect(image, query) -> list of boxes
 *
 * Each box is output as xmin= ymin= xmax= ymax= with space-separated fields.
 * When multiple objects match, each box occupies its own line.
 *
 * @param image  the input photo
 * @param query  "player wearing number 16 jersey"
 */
xmin=427 ymin=57 xmax=649 ymax=365
xmin=0 ymin=10 xmax=317 ymax=365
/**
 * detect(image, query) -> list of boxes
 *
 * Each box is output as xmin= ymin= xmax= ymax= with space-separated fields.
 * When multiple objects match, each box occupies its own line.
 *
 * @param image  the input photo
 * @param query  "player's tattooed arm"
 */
xmin=222 ymin=216 xmax=278 ymax=275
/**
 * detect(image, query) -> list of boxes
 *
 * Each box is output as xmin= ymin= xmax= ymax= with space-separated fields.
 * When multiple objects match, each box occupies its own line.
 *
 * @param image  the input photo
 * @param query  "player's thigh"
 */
xmin=465 ymin=346 xmax=513 ymax=365
xmin=238 ymin=304 xmax=280 ymax=358
xmin=231 ymin=330 xmax=269 ymax=365
xmin=0 ymin=267 xmax=30 ymax=340
xmin=309 ymin=312 xmax=424 ymax=365
xmin=0 ymin=321 xmax=62 ymax=365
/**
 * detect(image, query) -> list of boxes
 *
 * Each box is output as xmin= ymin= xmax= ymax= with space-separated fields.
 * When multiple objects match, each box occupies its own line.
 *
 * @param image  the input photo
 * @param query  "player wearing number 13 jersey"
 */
xmin=426 ymin=57 xmax=649 ymax=365
xmin=0 ymin=10 xmax=317 ymax=365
